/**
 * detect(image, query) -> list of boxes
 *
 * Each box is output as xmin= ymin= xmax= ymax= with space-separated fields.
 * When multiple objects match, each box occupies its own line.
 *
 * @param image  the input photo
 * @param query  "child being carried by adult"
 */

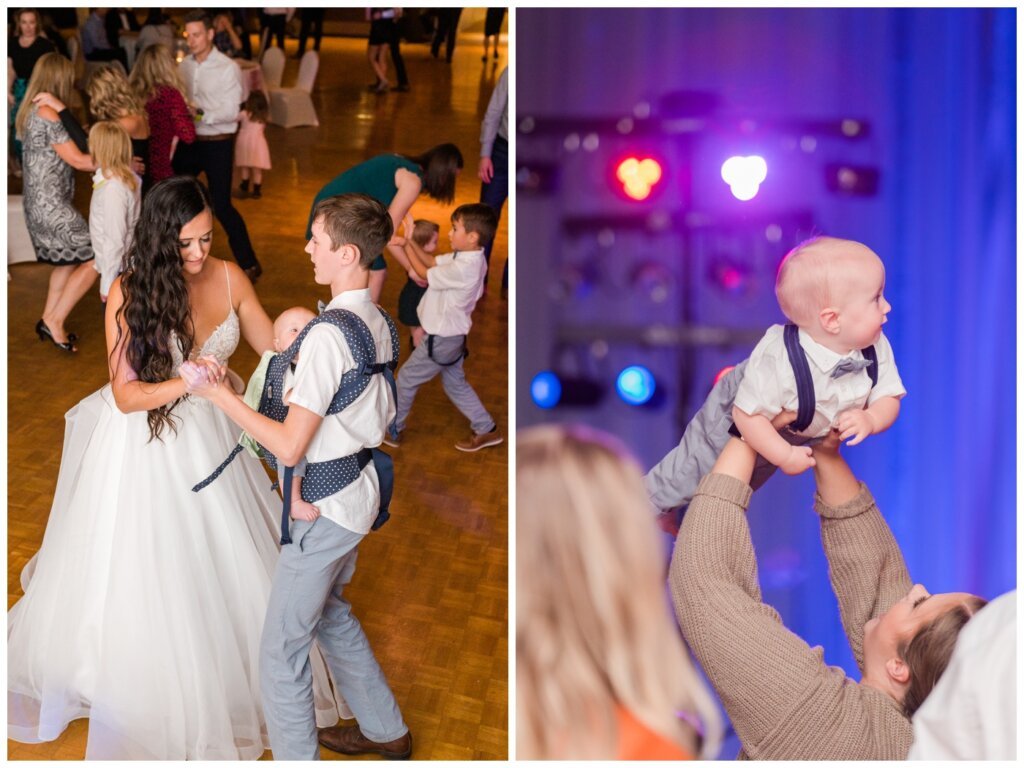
xmin=646 ymin=235 xmax=906 ymax=516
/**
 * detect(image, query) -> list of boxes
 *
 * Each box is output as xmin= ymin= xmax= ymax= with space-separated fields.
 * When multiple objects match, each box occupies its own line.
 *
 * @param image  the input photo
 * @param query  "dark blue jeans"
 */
xmin=173 ymin=138 xmax=259 ymax=270
xmin=479 ymin=135 xmax=508 ymax=289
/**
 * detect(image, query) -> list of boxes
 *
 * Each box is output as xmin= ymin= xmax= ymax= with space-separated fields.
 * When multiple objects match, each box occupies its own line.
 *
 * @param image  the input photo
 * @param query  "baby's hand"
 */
xmin=778 ymin=444 xmax=816 ymax=475
xmin=290 ymin=499 xmax=320 ymax=522
xmin=835 ymin=408 xmax=875 ymax=446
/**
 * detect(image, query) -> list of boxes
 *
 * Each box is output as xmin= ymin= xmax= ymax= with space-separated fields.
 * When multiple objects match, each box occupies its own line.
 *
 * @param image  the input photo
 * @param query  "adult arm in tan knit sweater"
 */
xmin=811 ymin=433 xmax=912 ymax=672
xmin=669 ymin=436 xmax=913 ymax=757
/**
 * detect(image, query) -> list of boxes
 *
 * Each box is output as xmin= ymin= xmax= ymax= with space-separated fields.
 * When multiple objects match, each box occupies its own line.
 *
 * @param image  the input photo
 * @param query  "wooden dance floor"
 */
xmin=6 ymin=33 xmax=508 ymax=761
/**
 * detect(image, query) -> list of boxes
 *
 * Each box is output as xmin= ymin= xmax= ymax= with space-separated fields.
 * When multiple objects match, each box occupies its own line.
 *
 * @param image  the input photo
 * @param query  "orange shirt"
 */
xmin=616 ymin=707 xmax=693 ymax=760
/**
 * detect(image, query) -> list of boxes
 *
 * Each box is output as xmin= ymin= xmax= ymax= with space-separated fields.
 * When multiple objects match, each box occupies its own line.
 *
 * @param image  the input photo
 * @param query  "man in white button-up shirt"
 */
xmin=189 ymin=194 xmax=411 ymax=760
xmin=173 ymin=11 xmax=262 ymax=281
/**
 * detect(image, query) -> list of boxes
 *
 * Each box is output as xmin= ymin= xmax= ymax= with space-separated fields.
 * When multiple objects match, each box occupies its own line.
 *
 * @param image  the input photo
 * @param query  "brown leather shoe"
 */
xmin=454 ymin=429 xmax=503 ymax=452
xmin=318 ymin=725 xmax=412 ymax=760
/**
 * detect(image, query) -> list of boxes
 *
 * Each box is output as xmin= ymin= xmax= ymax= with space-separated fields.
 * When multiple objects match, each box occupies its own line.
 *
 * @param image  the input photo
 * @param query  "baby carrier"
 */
xmin=193 ymin=307 xmax=400 ymax=545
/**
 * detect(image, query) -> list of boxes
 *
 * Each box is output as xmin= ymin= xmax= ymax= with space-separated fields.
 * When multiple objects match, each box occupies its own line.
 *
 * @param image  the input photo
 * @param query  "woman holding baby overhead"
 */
xmin=670 ymin=425 xmax=987 ymax=759
xmin=7 ymin=177 xmax=346 ymax=760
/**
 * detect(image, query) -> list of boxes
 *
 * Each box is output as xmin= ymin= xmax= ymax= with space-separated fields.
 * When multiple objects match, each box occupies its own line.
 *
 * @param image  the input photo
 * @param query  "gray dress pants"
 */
xmin=260 ymin=517 xmax=407 ymax=759
xmin=644 ymin=360 xmax=815 ymax=512
xmin=394 ymin=334 xmax=494 ymax=435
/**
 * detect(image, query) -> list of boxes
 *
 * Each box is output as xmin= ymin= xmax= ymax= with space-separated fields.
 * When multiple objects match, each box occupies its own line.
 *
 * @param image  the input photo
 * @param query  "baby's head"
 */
xmin=775 ymin=236 xmax=891 ymax=350
xmin=273 ymin=306 xmax=316 ymax=353
xmin=411 ymin=219 xmax=440 ymax=254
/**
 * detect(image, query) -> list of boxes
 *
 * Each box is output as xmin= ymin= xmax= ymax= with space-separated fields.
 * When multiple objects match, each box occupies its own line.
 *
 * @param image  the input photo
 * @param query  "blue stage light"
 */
xmin=530 ymin=371 xmax=562 ymax=409
xmin=616 ymin=365 xmax=656 ymax=405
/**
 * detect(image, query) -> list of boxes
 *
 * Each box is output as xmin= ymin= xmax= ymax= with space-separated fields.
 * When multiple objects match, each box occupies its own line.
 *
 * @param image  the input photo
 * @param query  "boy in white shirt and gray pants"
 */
xmin=386 ymin=204 xmax=502 ymax=452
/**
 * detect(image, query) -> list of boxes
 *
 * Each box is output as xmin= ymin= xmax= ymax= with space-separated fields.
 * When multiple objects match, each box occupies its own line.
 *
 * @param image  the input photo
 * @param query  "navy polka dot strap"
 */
xmin=192 ymin=307 xmax=401 ymax=544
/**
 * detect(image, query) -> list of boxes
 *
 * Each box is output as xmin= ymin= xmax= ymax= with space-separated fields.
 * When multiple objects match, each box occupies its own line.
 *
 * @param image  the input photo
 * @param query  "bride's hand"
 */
xmin=181 ymin=358 xmax=226 ymax=396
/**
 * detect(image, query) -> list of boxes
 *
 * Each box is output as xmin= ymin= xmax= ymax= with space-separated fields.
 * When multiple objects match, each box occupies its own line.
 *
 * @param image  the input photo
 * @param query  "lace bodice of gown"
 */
xmin=170 ymin=261 xmax=241 ymax=369
xmin=174 ymin=309 xmax=243 ymax=372
xmin=170 ymin=309 xmax=240 ymax=369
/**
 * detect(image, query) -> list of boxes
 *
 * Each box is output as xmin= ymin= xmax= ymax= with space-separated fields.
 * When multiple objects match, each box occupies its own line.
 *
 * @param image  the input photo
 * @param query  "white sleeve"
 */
xmin=286 ymin=325 xmax=353 ymax=417
xmin=732 ymin=325 xmax=794 ymax=418
xmin=866 ymin=331 xmax=906 ymax=403
xmin=89 ymin=183 xmax=129 ymax=297
xmin=426 ymin=258 xmax=475 ymax=291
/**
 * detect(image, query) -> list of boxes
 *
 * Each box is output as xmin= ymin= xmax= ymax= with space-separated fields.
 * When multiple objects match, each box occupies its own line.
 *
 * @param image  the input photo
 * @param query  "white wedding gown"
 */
xmin=8 ymin=300 xmax=348 ymax=760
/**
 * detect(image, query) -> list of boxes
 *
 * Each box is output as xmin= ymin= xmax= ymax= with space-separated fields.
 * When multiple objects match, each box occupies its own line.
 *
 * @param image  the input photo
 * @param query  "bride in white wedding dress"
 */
xmin=7 ymin=177 xmax=346 ymax=760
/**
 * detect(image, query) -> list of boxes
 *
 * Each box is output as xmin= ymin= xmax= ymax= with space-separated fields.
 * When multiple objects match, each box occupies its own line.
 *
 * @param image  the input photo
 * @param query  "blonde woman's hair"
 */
xmin=129 ymin=43 xmax=186 ymax=103
xmin=775 ymin=235 xmax=882 ymax=326
xmin=89 ymin=121 xmax=137 ymax=191
xmin=516 ymin=424 xmax=722 ymax=760
xmin=14 ymin=52 xmax=73 ymax=139
xmin=87 ymin=64 xmax=144 ymax=121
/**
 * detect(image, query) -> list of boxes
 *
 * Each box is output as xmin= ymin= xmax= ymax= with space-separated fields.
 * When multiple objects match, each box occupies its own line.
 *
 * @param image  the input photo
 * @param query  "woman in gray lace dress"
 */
xmin=15 ymin=53 xmax=96 ymax=352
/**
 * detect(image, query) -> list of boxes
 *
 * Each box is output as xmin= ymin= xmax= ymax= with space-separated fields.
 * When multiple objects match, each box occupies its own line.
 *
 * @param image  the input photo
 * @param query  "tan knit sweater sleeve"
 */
xmin=814 ymin=482 xmax=913 ymax=673
xmin=669 ymin=473 xmax=914 ymax=759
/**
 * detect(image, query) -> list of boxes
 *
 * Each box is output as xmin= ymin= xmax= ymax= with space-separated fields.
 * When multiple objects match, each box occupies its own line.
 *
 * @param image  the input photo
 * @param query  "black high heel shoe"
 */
xmin=36 ymin=319 xmax=77 ymax=353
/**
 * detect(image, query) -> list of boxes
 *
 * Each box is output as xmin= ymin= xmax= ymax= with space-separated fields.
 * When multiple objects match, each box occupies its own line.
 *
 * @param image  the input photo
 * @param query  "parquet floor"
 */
xmin=6 ymin=32 xmax=508 ymax=761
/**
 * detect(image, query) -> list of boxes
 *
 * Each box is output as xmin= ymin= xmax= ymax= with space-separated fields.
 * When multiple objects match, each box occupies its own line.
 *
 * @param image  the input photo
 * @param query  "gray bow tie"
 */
xmin=831 ymin=357 xmax=873 ymax=379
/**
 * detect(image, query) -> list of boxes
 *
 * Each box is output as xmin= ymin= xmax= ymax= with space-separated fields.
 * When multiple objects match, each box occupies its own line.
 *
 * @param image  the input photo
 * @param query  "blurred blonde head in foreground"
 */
xmin=516 ymin=424 xmax=722 ymax=760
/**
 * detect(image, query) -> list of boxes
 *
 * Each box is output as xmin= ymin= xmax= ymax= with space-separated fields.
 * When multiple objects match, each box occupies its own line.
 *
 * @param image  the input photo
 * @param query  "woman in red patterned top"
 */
xmin=129 ymin=44 xmax=195 ymax=183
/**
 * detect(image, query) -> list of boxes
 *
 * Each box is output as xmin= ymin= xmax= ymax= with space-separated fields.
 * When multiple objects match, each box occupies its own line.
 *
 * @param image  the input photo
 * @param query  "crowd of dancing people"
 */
xmin=8 ymin=7 xmax=507 ymax=760
xmin=518 ymin=236 xmax=1015 ymax=760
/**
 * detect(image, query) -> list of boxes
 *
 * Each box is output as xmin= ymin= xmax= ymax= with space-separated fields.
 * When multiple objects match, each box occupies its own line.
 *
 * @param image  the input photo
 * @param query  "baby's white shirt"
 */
xmin=733 ymin=324 xmax=906 ymax=438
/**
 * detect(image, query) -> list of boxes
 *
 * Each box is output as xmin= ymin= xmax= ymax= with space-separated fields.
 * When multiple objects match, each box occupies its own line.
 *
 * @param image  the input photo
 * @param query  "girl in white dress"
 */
xmin=87 ymin=121 xmax=141 ymax=302
xmin=7 ymin=176 xmax=347 ymax=760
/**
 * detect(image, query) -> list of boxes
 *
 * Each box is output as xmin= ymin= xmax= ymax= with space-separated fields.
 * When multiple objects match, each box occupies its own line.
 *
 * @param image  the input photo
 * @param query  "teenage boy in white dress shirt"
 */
xmin=175 ymin=10 xmax=262 ymax=281
xmin=385 ymin=203 xmax=503 ymax=452
xmin=186 ymin=193 xmax=411 ymax=760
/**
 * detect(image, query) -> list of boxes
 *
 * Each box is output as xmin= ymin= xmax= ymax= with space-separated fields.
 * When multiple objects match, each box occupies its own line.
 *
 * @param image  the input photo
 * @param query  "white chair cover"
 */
xmin=260 ymin=46 xmax=286 ymax=89
xmin=8 ymin=196 xmax=36 ymax=266
xmin=295 ymin=50 xmax=319 ymax=93
xmin=268 ymin=51 xmax=319 ymax=128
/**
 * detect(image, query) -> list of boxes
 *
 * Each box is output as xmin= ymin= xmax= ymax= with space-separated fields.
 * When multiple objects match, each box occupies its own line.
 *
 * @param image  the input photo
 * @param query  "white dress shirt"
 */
xmin=733 ymin=324 xmax=906 ymax=438
xmin=284 ymin=289 xmax=396 ymax=535
xmin=89 ymin=169 xmax=141 ymax=297
xmin=417 ymin=249 xmax=487 ymax=337
xmin=179 ymin=48 xmax=243 ymax=136
xmin=908 ymin=590 xmax=1016 ymax=760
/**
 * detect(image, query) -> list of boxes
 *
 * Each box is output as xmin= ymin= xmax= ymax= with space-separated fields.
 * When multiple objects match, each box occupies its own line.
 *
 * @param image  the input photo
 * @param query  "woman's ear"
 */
xmin=819 ymin=306 xmax=841 ymax=335
xmin=885 ymin=655 xmax=910 ymax=686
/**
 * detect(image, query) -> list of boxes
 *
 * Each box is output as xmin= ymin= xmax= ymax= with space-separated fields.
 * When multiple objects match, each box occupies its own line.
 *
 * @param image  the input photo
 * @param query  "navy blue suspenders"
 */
xmin=730 ymin=324 xmax=878 ymax=437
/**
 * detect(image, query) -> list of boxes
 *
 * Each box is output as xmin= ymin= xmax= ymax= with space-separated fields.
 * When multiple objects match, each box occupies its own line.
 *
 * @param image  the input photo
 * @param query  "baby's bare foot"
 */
xmin=290 ymin=499 xmax=320 ymax=522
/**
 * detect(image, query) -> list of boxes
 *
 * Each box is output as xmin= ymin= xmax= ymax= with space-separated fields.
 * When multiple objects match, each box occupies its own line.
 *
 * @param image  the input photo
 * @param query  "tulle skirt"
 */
xmin=8 ymin=385 xmax=347 ymax=760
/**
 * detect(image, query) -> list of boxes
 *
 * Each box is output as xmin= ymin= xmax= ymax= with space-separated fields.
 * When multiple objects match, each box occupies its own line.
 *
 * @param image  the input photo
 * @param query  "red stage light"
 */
xmin=615 ymin=156 xmax=663 ymax=201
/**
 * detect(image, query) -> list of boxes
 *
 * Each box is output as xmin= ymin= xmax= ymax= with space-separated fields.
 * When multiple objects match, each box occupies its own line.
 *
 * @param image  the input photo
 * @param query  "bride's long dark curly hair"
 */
xmin=112 ymin=176 xmax=212 ymax=441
